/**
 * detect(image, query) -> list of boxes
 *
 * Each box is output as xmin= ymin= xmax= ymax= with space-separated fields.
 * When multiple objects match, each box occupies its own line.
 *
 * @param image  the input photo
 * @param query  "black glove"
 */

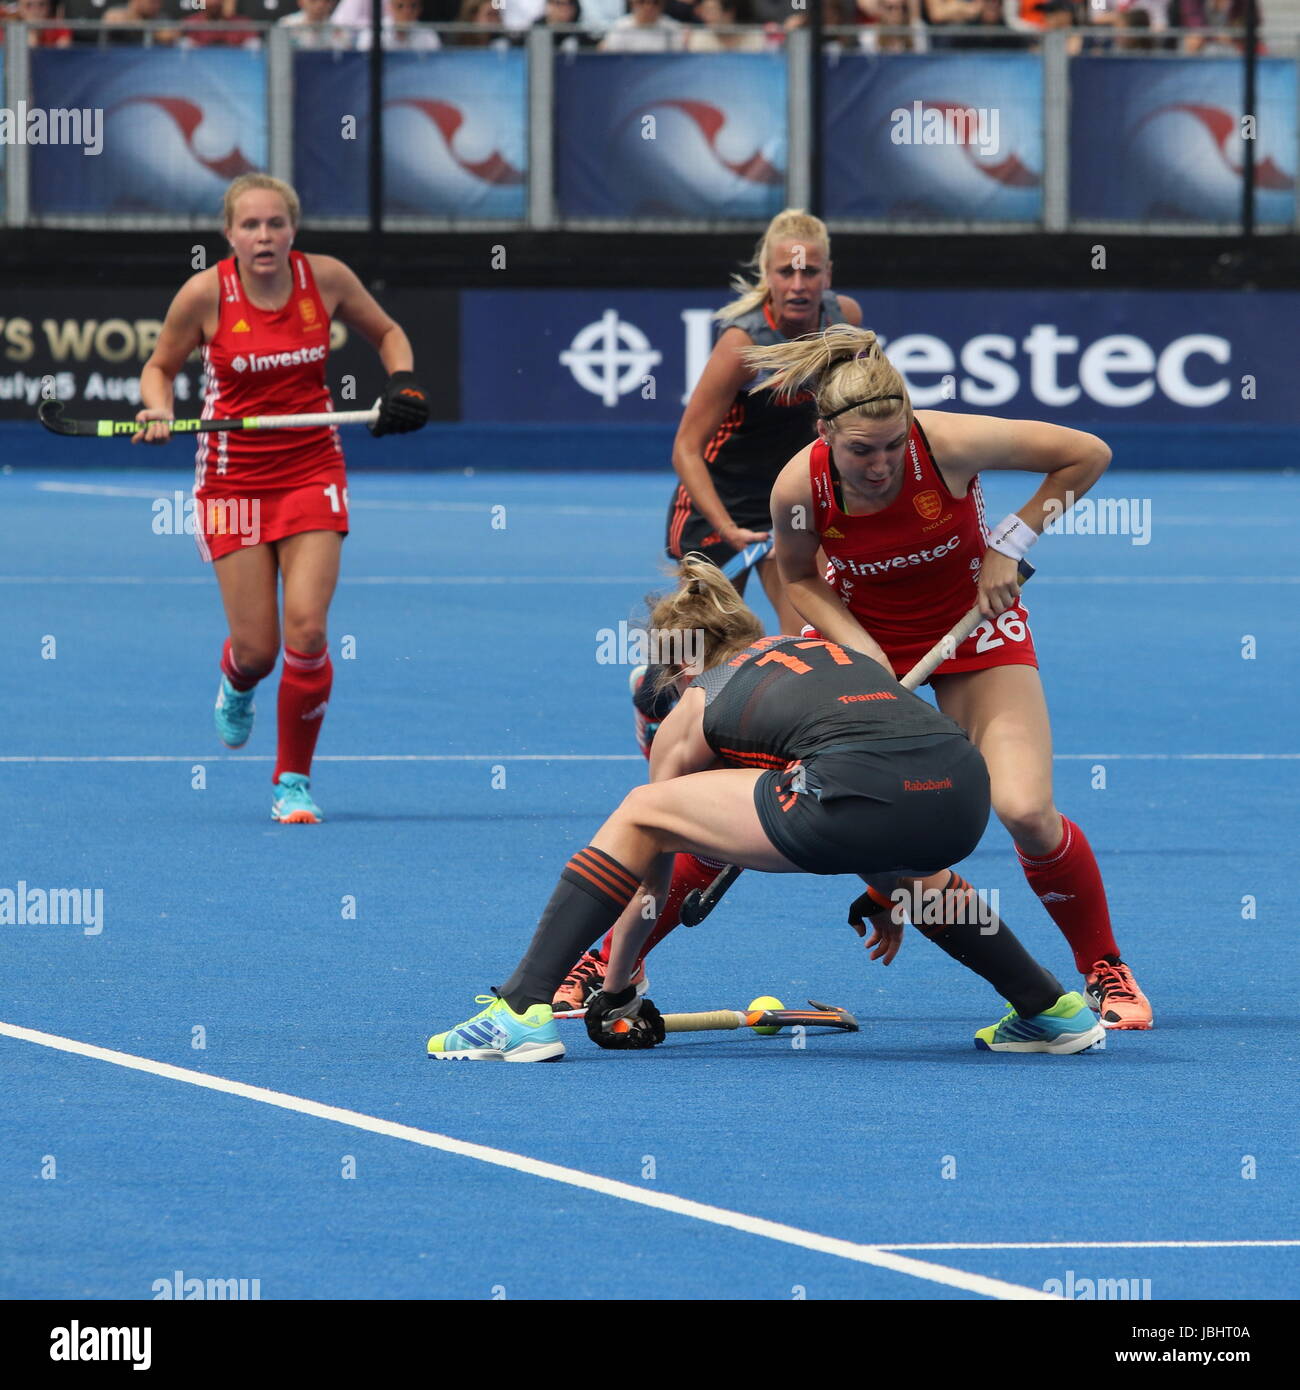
xmin=584 ymin=985 xmax=666 ymax=1051
xmin=370 ymin=371 xmax=429 ymax=437
xmin=848 ymin=886 xmax=895 ymax=939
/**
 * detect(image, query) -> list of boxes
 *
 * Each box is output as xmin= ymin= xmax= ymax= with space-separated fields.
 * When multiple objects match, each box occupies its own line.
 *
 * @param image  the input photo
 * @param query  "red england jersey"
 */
xmin=196 ymin=253 xmax=343 ymax=492
xmin=808 ymin=422 xmax=1036 ymax=678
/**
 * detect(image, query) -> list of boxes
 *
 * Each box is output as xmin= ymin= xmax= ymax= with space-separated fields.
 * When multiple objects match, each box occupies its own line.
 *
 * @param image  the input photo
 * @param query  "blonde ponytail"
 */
xmin=743 ymin=324 xmax=912 ymax=431
xmin=715 ymin=208 xmax=831 ymax=325
xmin=643 ymin=554 xmax=765 ymax=696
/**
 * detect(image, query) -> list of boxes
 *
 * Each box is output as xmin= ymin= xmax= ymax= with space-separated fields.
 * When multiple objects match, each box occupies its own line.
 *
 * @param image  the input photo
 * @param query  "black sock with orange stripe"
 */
xmin=498 ymin=847 xmax=641 ymax=1013
xmin=914 ymin=872 xmax=1063 ymax=1019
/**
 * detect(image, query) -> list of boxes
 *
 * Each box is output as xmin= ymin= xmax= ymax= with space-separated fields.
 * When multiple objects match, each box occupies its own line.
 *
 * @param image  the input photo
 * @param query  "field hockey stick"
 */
xmin=680 ymin=862 xmax=742 ymax=926
xmin=678 ymin=559 xmax=1036 ymax=926
xmin=718 ymin=537 xmax=774 ymax=583
xmin=897 ymin=558 xmax=1035 ymax=692
xmin=553 ymin=998 xmax=858 ymax=1034
xmin=38 ymin=398 xmax=379 ymax=438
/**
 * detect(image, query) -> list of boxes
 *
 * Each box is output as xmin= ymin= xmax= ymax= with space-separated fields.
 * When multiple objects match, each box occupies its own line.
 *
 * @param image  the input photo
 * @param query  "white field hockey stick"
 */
xmin=38 ymin=397 xmax=379 ymax=438
xmin=679 ymin=559 xmax=1036 ymax=926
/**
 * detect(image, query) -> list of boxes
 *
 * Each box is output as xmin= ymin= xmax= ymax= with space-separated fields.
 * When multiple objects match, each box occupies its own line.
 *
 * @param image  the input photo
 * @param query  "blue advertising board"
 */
xmin=29 ymin=49 xmax=266 ymax=217
xmin=1070 ymin=57 xmax=1296 ymax=225
xmin=554 ymin=53 xmax=786 ymax=220
xmin=294 ymin=49 xmax=527 ymax=219
xmin=822 ymin=53 xmax=1042 ymax=223
xmin=463 ymin=287 xmax=1296 ymax=428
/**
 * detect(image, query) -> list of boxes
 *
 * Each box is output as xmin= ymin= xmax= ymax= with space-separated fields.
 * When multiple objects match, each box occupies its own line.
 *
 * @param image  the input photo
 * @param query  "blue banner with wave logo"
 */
xmin=29 ymin=49 xmax=265 ymax=216
xmin=554 ymin=52 xmax=786 ymax=220
xmin=822 ymin=53 xmax=1042 ymax=223
xmin=1069 ymin=57 xmax=1296 ymax=225
xmin=293 ymin=49 xmax=526 ymax=219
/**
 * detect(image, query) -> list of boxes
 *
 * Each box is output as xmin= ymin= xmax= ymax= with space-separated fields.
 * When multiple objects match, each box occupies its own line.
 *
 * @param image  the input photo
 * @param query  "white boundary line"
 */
xmin=0 ymin=1019 xmax=1053 ymax=1302
xmin=879 ymin=1241 xmax=1300 ymax=1251
xmin=0 ymin=576 xmax=651 ymax=586
xmin=32 ymin=482 xmax=655 ymax=517
xmin=0 ymin=753 xmax=1296 ymax=765
xmin=27 ymin=482 xmax=1300 ymax=525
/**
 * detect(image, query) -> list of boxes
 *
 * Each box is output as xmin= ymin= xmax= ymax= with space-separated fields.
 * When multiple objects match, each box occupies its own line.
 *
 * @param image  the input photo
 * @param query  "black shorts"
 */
xmin=664 ymin=484 xmax=770 ymax=573
xmin=753 ymin=733 xmax=990 ymax=877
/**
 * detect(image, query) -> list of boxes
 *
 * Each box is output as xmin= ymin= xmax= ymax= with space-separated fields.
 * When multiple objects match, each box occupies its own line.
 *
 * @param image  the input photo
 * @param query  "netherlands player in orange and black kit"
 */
xmin=426 ymin=556 xmax=1106 ymax=1060
xmin=558 ymin=210 xmax=861 ymax=1010
xmin=134 ymin=174 xmax=428 ymax=823
xmin=664 ymin=208 xmax=860 ymax=628
xmin=752 ymin=324 xmax=1152 ymax=1029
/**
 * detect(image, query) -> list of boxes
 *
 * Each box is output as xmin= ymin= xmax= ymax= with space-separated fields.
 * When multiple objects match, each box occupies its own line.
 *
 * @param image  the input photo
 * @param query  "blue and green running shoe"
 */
xmin=214 ymin=676 xmax=255 ymax=749
xmin=271 ymin=772 xmax=323 ymax=824
xmin=975 ymin=991 xmax=1106 ymax=1054
xmin=428 ymin=995 xmax=565 ymax=1063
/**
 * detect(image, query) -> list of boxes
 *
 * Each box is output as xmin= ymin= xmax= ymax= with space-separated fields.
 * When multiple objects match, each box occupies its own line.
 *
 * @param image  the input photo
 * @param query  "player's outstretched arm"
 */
xmin=602 ymin=689 xmax=717 ymax=991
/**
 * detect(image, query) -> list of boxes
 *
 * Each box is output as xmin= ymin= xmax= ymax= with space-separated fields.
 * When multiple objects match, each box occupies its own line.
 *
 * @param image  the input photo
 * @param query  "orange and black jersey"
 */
xmin=705 ymin=294 xmax=846 ymax=510
xmin=691 ymin=635 xmax=964 ymax=768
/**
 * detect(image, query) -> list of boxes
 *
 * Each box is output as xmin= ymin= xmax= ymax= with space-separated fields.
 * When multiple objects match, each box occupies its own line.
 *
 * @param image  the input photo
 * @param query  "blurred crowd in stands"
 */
xmin=0 ymin=0 xmax=1262 ymax=55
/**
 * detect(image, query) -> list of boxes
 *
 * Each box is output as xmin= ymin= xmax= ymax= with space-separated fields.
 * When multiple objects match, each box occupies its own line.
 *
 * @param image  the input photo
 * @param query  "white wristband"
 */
xmin=987 ymin=513 xmax=1038 ymax=563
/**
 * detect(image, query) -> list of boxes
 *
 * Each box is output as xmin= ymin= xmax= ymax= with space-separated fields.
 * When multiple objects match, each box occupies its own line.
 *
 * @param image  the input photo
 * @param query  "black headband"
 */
xmin=820 ymin=394 xmax=904 ymax=421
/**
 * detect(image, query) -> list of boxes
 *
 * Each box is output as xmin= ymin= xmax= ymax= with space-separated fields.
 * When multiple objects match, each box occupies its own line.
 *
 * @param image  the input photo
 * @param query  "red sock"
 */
xmin=273 ymin=645 xmax=333 ymax=783
xmin=221 ymin=638 xmax=260 ymax=692
xmin=597 ymin=854 xmax=723 ymax=966
xmin=1016 ymin=815 xmax=1119 ymax=975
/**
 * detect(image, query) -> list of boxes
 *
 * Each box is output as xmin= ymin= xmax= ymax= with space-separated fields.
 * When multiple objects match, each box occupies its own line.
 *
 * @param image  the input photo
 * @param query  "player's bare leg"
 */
xmin=269 ymin=530 xmax=342 ymax=822
xmin=934 ymin=665 xmax=1151 ymax=1027
xmin=495 ymin=770 xmax=797 ymax=1019
xmin=211 ymin=542 xmax=280 ymax=749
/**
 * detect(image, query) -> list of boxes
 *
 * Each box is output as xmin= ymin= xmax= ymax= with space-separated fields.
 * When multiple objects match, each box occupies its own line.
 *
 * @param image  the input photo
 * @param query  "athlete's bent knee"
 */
xmin=231 ymin=642 xmax=278 ymax=680
xmin=997 ymin=801 xmax=1060 ymax=848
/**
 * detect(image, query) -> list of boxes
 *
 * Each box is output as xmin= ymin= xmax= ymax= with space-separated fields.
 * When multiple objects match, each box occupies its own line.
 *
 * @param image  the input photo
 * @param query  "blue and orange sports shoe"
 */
xmin=974 ymin=991 xmax=1106 ymax=1054
xmin=427 ymin=995 xmax=565 ymax=1063
xmin=271 ymin=773 xmax=323 ymax=824
xmin=214 ymin=676 xmax=255 ymax=749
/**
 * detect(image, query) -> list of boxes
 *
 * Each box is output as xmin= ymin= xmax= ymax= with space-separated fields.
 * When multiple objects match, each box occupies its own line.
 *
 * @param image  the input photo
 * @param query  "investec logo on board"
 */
xmin=557 ymin=312 xmax=1237 ymax=412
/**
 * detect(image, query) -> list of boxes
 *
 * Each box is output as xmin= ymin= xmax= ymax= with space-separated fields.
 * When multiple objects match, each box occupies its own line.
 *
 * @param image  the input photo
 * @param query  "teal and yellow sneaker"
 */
xmin=214 ymin=676 xmax=255 ymax=749
xmin=974 ymin=991 xmax=1106 ymax=1054
xmin=428 ymin=995 xmax=565 ymax=1063
xmin=271 ymin=772 xmax=323 ymax=824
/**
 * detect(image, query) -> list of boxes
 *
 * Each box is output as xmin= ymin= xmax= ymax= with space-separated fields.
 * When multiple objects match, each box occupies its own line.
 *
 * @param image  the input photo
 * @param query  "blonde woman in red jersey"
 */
xmin=752 ymin=323 xmax=1151 ymax=1029
xmin=134 ymin=174 xmax=428 ymax=823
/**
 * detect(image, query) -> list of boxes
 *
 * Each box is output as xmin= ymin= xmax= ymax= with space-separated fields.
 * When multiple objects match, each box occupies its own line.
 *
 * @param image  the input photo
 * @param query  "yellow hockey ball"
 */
xmin=747 ymin=995 xmax=785 ymax=1036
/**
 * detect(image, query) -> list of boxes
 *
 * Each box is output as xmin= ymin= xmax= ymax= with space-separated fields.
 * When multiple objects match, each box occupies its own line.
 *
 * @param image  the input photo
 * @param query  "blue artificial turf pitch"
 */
xmin=1 ymin=456 xmax=1297 ymax=1300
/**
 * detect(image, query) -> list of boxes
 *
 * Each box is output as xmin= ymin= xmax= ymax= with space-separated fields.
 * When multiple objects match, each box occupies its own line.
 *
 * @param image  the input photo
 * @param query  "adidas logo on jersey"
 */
xmin=232 ymin=319 xmax=251 ymax=333
xmin=824 ymin=526 xmax=844 ymax=539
